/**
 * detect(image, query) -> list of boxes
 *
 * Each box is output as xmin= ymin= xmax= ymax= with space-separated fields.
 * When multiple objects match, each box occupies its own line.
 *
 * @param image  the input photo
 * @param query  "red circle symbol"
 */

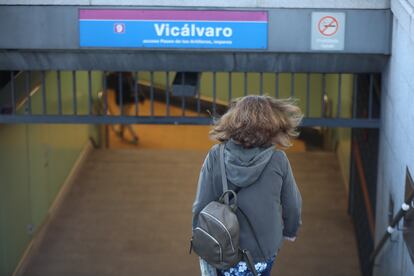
xmin=318 ymin=16 xmax=339 ymax=37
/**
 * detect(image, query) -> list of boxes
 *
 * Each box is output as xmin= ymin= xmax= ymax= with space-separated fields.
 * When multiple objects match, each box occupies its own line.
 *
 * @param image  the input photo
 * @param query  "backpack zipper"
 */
xmin=195 ymin=227 xmax=223 ymax=262
xmin=200 ymin=211 xmax=235 ymax=252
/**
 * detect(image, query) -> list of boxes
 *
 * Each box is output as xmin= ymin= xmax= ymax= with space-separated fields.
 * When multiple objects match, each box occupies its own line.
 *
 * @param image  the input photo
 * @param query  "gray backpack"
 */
xmin=190 ymin=144 xmax=260 ymax=276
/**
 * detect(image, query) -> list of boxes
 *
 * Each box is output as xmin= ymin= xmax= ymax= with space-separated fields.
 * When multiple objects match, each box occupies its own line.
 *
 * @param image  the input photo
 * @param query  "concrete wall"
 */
xmin=374 ymin=0 xmax=414 ymax=275
xmin=0 ymin=71 xmax=102 ymax=276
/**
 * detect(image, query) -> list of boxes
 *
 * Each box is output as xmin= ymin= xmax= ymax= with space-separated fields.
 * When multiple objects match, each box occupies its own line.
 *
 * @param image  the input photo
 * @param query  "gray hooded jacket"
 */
xmin=192 ymin=139 xmax=302 ymax=261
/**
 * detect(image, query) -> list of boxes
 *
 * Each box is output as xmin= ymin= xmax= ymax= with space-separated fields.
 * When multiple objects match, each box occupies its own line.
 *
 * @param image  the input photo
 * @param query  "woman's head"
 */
xmin=209 ymin=95 xmax=303 ymax=148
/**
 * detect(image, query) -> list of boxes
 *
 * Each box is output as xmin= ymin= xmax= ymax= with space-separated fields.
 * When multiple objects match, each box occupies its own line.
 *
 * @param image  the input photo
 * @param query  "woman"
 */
xmin=192 ymin=95 xmax=303 ymax=276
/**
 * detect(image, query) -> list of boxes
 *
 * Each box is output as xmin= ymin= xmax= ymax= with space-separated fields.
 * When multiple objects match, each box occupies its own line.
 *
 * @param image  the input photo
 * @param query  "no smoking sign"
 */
xmin=318 ymin=16 xmax=339 ymax=37
xmin=311 ymin=12 xmax=345 ymax=51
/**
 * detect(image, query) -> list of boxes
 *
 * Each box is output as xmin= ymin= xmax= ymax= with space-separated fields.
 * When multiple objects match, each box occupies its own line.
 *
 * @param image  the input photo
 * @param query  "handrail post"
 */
xmin=370 ymin=191 xmax=414 ymax=263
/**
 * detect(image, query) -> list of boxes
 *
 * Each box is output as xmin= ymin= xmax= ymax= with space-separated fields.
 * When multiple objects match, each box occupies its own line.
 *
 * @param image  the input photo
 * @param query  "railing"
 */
xmin=350 ymin=135 xmax=378 ymax=276
xmin=370 ymin=168 xmax=414 ymax=263
xmin=370 ymin=191 xmax=414 ymax=262
xmin=353 ymin=140 xmax=376 ymax=237
xmin=348 ymin=73 xmax=381 ymax=276
xmin=0 ymin=70 xmax=381 ymax=128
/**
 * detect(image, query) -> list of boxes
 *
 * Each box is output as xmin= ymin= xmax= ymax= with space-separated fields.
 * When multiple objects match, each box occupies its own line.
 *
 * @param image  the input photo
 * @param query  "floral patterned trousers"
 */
xmin=199 ymin=256 xmax=276 ymax=276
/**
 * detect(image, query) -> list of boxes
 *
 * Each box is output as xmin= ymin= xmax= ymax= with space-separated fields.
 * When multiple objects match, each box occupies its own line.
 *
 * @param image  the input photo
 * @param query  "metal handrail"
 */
xmin=352 ymin=140 xmax=376 ymax=237
xmin=370 ymin=189 xmax=414 ymax=263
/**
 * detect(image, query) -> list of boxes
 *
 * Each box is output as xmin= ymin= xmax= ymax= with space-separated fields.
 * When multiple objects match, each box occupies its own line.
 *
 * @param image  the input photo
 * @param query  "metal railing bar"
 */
xmin=370 ymin=181 xmax=414 ymax=263
xmin=57 ymin=70 xmax=62 ymax=115
xmin=137 ymin=71 xmax=141 ymax=116
xmin=10 ymin=71 xmax=16 ymax=115
xmin=197 ymin=73 xmax=201 ymax=116
xmin=353 ymin=74 xmax=358 ymax=119
xmin=337 ymin=74 xmax=342 ymax=118
xmin=322 ymin=73 xmax=326 ymax=117
xmin=244 ymin=72 xmax=248 ymax=96
xmin=182 ymin=96 xmax=186 ymax=116
xmin=213 ymin=71 xmax=217 ymax=115
xmin=166 ymin=71 xmax=170 ymax=116
xmin=27 ymin=71 xmax=32 ymax=115
xmin=134 ymin=71 xmax=139 ymax=116
xmin=306 ymin=73 xmax=310 ymax=117
xmin=181 ymin=72 xmax=186 ymax=117
xmin=260 ymin=72 xmax=263 ymax=95
xmin=0 ymin=115 xmax=381 ymax=128
xmin=72 ymin=71 xmax=77 ymax=115
xmin=105 ymin=123 xmax=110 ymax=148
xmin=150 ymin=71 xmax=154 ymax=117
xmin=88 ymin=71 xmax=93 ymax=115
xmin=41 ymin=71 xmax=46 ymax=115
xmin=2 ymin=71 xmax=383 ymax=131
xmin=15 ymin=84 xmax=41 ymax=113
xmin=301 ymin=118 xmax=380 ymax=128
xmin=118 ymin=72 xmax=123 ymax=116
xmin=103 ymin=71 xmax=108 ymax=115
xmin=275 ymin=73 xmax=279 ymax=98
xmin=373 ymin=75 xmax=381 ymax=99
xmin=369 ymin=74 xmax=374 ymax=119
xmin=228 ymin=72 xmax=232 ymax=105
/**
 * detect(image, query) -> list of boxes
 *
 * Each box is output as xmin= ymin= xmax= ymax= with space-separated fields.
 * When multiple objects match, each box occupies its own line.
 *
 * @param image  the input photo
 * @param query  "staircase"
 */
xmin=273 ymin=152 xmax=360 ymax=276
xmin=18 ymin=149 xmax=360 ymax=276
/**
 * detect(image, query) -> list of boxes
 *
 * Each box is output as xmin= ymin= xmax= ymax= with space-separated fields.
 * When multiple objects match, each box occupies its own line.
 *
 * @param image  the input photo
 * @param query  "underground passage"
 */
xmin=1 ymin=1 xmax=414 ymax=276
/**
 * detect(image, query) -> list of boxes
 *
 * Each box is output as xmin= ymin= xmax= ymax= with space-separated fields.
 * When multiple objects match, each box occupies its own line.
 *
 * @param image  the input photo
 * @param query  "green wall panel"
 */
xmin=0 ymin=175 xmax=4 ymax=276
xmin=27 ymin=124 xmax=50 ymax=231
xmin=0 ymin=124 xmax=32 ymax=276
xmin=0 ymin=71 xmax=102 ymax=276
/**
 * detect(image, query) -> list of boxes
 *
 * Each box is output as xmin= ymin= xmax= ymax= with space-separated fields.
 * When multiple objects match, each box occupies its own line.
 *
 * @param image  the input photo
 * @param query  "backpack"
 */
xmin=190 ymin=144 xmax=261 ymax=276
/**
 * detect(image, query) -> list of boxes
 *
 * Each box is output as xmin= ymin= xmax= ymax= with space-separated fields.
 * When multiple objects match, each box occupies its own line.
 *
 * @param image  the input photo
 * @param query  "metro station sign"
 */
xmin=79 ymin=9 xmax=268 ymax=49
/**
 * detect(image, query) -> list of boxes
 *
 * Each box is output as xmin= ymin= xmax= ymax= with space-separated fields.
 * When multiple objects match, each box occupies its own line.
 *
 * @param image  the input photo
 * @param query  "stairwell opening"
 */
xmin=0 ymin=70 xmax=380 ymax=276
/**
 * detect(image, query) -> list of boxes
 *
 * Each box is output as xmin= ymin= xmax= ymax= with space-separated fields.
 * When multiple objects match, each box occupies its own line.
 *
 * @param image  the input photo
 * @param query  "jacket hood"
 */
xmin=224 ymin=139 xmax=274 ymax=187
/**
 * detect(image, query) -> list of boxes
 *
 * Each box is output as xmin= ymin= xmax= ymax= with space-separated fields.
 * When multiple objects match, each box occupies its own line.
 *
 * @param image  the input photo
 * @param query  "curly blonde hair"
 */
xmin=209 ymin=95 xmax=303 ymax=148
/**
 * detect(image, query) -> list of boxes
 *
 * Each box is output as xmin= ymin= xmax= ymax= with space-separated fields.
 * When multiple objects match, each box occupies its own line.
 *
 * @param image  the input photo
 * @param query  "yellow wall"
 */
xmin=138 ymin=72 xmax=355 ymax=119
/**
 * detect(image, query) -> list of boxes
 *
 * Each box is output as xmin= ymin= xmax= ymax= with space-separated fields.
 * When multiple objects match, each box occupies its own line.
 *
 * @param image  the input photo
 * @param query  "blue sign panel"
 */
xmin=79 ymin=9 xmax=268 ymax=49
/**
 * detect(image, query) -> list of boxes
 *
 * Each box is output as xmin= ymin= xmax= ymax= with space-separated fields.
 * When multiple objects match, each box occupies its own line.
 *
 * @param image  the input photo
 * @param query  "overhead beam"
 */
xmin=0 ymin=115 xmax=381 ymax=128
xmin=0 ymin=6 xmax=391 ymax=54
xmin=0 ymin=51 xmax=388 ymax=73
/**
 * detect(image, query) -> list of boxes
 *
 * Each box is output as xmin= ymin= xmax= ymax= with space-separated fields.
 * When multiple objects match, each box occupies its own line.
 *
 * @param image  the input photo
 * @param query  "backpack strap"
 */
xmin=232 ymin=187 xmax=267 ymax=260
xmin=219 ymin=143 xmax=229 ymax=205
xmin=238 ymin=207 xmax=267 ymax=260
xmin=242 ymin=249 xmax=259 ymax=276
